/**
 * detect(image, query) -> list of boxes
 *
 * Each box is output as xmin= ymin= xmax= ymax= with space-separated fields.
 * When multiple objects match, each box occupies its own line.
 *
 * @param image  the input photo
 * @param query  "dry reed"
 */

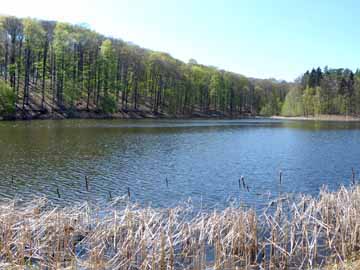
xmin=0 ymin=185 xmax=360 ymax=269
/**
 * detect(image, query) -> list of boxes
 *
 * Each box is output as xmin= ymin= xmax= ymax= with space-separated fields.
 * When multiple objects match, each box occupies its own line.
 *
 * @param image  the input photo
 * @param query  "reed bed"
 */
xmin=0 ymin=185 xmax=360 ymax=269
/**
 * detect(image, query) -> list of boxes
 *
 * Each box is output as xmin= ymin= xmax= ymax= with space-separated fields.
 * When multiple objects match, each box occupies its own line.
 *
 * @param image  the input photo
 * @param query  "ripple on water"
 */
xmin=0 ymin=119 xmax=360 ymax=209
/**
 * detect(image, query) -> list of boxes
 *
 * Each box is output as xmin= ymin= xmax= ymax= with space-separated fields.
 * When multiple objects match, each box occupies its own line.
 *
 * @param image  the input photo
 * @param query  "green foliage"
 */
xmin=353 ymin=76 xmax=360 ymax=114
xmin=260 ymin=99 xmax=281 ymax=116
xmin=54 ymin=22 xmax=72 ymax=50
xmin=302 ymin=87 xmax=316 ymax=116
xmin=23 ymin=18 xmax=44 ymax=50
xmin=259 ymin=103 xmax=272 ymax=116
xmin=281 ymin=88 xmax=304 ymax=116
xmin=100 ymin=39 xmax=114 ymax=60
xmin=0 ymin=80 xmax=15 ymax=117
xmin=63 ymin=80 xmax=80 ymax=106
xmin=100 ymin=95 xmax=117 ymax=114
xmin=0 ymin=15 xmax=291 ymax=118
xmin=100 ymin=39 xmax=116 ymax=95
xmin=209 ymin=73 xmax=222 ymax=109
xmin=260 ymin=92 xmax=282 ymax=116
xmin=285 ymin=67 xmax=359 ymax=117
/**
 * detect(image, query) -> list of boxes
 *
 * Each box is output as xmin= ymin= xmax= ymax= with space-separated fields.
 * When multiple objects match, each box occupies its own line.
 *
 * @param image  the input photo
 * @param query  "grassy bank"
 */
xmin=0 ymin=186 xmax=360 ymax=269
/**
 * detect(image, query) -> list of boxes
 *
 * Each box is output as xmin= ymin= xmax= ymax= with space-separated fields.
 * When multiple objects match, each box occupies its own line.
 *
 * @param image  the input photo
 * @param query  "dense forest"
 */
xmin=0 ymin=15 xmax=289 ymax=119
xmin=282 ymin=67 xmax=360 ymax=116
xmin=1 ymin=15 xmax=359 ymax=120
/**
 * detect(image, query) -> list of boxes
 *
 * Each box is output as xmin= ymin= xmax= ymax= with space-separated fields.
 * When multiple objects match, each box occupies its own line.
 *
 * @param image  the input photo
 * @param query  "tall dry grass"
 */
xmin=0 ymin=185 xmax=359 ymax=269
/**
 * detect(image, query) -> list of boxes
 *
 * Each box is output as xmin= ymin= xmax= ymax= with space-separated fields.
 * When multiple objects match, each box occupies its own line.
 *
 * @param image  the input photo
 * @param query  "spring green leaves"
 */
xmin=0 ymin=80 xmax=15 ymax=117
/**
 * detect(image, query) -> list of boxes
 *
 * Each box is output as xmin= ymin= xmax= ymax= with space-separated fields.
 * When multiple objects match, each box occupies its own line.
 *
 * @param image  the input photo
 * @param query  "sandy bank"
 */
xmin=271 ymin=114 xmax=360 ymax=122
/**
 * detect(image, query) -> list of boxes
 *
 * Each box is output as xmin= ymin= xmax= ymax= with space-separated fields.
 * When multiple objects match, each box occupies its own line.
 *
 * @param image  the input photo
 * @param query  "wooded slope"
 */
xmin=0 ymin=16 xmax=289 ymax=119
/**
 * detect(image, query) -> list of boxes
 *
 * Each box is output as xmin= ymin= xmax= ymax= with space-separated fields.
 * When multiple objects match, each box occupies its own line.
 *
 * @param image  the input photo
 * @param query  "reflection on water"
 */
xmin=1 ymin=118 xmax=360 ymax=209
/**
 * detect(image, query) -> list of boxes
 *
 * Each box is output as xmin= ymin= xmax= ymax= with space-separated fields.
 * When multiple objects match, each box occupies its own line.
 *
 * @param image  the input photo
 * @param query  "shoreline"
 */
xmin=0 ymin=109 xmax=260 ymax=122
xmin=2 ymin=110 xmax=360 ymax=122
xmin=271 ymin=115 xmax=360 ymax=122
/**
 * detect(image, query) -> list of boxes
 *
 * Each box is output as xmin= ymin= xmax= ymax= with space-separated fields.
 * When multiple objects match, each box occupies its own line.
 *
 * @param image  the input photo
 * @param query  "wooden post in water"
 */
xmin=241 ymin=176 xmax=246 ymax=189
xmin=279 ymin=170 xmax=283 ymax=185
xmin=166 ymin=178 xmax=169 ymax=188
xmin=85 ymin=176 xmax=89 ymax=191
xmin=56 ymin=187 xmax=61 ymax=198
xmin=127 ymin=187 xmax=131 ymax=199
xmin=238 ymin=178 xmax=241 ymax=189
xmin=11 ymin=176 xmax=14 ymax=185
xmin=352 ymin=168 xmax=356 ymax=185
xmin=109 ymin=191 xmax=112 ymax=200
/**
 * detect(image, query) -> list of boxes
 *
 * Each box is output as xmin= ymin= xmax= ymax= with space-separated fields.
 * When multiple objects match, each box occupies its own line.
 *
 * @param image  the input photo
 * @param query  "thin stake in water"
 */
xmin=241 ymin=176 xmax=246 ymax=189
xmin=279 ymin=170 xmax=283 ymax=185
xmin=127 ymin=187 xmax=131 ymax=199
xmin=56 ymin=187 xmax=61 ymax=198
xmin=166 ymin=178 xmax=169 ymax=188
xmin=85 ymin=176 xmax=89 ymax=191
xmin=352 ymin=168 xmax=356 ymax=185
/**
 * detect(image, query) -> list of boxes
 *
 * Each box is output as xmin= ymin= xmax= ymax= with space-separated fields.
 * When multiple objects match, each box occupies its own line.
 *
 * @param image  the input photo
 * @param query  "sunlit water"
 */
xmin=1 ymin=118 xmax=360 ymax=210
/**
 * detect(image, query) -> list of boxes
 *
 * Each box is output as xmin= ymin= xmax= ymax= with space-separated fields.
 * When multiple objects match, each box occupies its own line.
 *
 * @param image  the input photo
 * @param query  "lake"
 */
xmin=0 ymin=118 xmax=360 ymax=209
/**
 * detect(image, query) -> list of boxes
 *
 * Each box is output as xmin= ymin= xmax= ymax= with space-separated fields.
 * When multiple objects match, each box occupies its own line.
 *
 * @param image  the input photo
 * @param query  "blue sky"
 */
xmin=2 ymin=0 xmax=360 ymax=81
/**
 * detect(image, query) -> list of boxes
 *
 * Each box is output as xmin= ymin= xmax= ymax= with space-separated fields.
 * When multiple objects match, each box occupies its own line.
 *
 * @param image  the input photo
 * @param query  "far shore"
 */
xmin=0 ymin=109 xmax=259 ymax=121
xmin=2 ymin=110 xmax=360 ymax=122
xmin=271 ymin=114 xmax=360 ymax=122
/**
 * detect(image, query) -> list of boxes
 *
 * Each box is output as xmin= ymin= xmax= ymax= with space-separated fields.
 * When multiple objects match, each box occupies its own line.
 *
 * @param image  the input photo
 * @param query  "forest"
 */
xmin=1 ymin=15 xmax=359 ymax=120
xmin=0 ymin=15 xmax=289 ymax=119
xmin=282 ymin=67 xmax=360 ymax=116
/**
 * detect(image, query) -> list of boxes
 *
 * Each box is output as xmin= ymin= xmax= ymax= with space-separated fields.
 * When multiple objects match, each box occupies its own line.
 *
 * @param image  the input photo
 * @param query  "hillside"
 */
xmin=0 ymin=16 xmax=290 ymax=120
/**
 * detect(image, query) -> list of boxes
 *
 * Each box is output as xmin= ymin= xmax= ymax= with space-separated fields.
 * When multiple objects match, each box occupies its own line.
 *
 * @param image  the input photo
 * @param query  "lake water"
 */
xmin=1 ymin=118 xmax=360 ymax=209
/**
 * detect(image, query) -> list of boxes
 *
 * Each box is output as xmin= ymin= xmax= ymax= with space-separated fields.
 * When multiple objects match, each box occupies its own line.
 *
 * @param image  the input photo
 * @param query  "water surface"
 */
xmin=0 ymin=119 xmax=359 ymax=209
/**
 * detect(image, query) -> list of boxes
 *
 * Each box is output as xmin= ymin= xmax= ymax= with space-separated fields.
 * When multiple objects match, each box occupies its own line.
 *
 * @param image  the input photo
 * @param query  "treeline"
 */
xmin=282 ymin=67 xmax=360 ymax=116
xmin=0 ymin=16 xmax=289 ymax=119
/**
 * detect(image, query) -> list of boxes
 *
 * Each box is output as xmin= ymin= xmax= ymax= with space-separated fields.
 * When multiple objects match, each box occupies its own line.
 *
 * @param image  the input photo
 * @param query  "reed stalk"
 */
xmin=0 ymin=186 xmax=359 ymax=269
